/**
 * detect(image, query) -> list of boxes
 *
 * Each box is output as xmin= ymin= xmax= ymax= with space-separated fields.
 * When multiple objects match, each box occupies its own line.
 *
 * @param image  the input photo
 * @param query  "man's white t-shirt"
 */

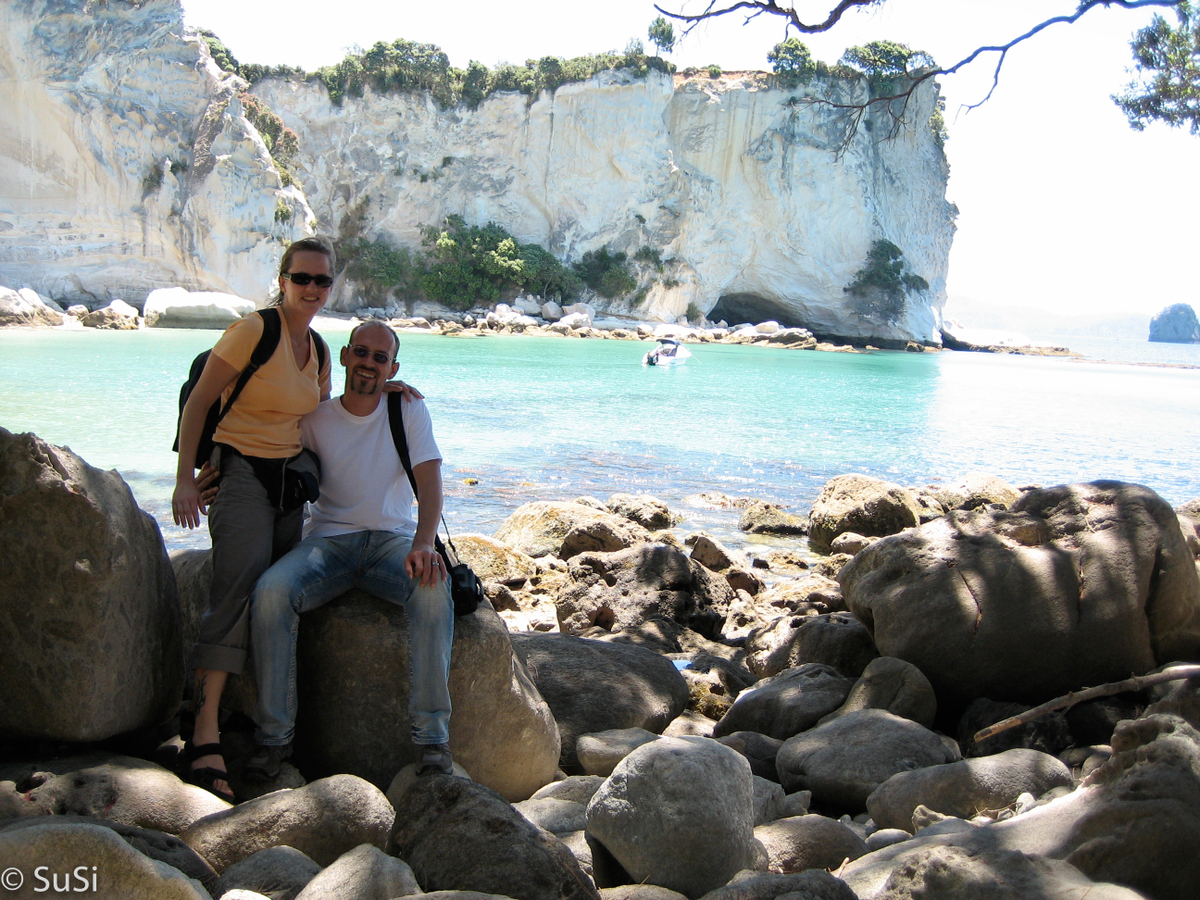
xmin=300 ymin=396 xmax=441 ymax=540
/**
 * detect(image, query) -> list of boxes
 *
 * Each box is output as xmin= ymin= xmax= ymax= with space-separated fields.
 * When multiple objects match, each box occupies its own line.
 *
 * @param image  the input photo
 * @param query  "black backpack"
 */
xmin=386 ymin=391 xmax=484 ymax=616
xmin=172 ymin=307 xmax=327 ymax=469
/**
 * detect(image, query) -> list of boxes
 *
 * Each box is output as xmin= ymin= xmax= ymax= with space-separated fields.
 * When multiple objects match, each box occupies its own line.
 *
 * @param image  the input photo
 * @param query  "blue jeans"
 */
xmin=250 ymin=530 xmax=454 ymax=746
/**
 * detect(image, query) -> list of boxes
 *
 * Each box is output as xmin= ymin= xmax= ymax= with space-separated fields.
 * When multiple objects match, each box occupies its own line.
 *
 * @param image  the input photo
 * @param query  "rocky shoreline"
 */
xmin=3 ymin=428 xmax=1200 ymax=900
xmin=2 ymin=282 xmax=1084 ymax=360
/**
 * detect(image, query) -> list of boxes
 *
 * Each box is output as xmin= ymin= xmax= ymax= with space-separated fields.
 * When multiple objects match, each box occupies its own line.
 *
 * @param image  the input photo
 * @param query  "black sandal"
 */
xmin=184 ymin=741 xmax=235 ymax=804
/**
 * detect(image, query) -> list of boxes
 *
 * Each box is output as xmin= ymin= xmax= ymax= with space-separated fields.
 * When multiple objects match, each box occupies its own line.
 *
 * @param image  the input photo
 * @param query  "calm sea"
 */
xmin=3 ymin=323 xmax=1200 ymax=555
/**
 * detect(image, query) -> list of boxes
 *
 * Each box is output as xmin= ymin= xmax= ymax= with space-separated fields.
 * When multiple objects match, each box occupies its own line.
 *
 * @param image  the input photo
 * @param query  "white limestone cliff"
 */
xmin=254 ymin=68 xmax=954 ymax=342
xmin=0 ymin=0 xmax=312 ymax=306
xmin=1 ymin=0 xmax=954 ymax=342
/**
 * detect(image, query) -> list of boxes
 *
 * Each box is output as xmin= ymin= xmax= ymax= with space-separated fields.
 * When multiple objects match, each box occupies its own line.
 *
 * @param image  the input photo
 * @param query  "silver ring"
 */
xmin=432 ymin=559 xmax=440 ymax=566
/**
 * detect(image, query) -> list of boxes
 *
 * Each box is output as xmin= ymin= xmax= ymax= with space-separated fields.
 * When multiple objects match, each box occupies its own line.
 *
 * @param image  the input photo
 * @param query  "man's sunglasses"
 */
xmin=348 ymin=344 xmax=395 ymax=365
xmin=282 ymin=272 xmax=334 ymax=288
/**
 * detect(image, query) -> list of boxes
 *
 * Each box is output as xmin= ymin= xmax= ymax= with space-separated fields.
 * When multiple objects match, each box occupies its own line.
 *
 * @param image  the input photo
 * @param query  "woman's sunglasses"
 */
xmin=348 ymin=344 xmax=395 ymax=365
xmin=282 ymin=272 xmax=334 ymax=288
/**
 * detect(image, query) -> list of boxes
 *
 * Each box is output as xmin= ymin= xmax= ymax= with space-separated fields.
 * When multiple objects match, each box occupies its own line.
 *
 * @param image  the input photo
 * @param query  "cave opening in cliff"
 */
xmin=709 ymin=293 xmax=807 ymax=329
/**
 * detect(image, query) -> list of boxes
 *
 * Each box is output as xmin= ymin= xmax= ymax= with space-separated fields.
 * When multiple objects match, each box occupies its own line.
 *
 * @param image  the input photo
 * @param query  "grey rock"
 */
xmin=841 ymin=482 xmax=1200 ymax=706
xmin=867 ymin=748 xmax=1073 ymax=833
xmin=495 ymin=501 xmax=652 ymax=559
xmin=753 ymin=814 xmax=868 ymax=874
xmin=391 ymin=775 xmax=598 ymax=900
xmin=607 ymin=493 xmax=673 ymax=529
xmin=600 ymin=887 xmax=689 ymax=900
xmin=808 ymin=474 xmax=921 ymax=551
xmin=512 ymin=633 xmax=688 ymax=771
xmin=819 ymin=657 xmax=937 ymax=728
xmin=192 ymin=585 xmax=561 ymax=802
xmin=586 ymin=737 xmax=758 ymax=899
xmin=455 ymin=533 xmax=538 ymax=586
xmin=693 ymin=869 xmax=858 ymax=900
xmin=0 ymin=753 xmax=228 ymax=833
xmin=531 ymin=775 xmax=606 ymax=805
xmin=751 ymin=776 xmax=786 ymax=825
xmin=714 ymin=732 xmax=784 ymax=782
xmin=871 ymin=845 xmax=1149 ymax=900
xmin=776 ymin=709 xmax=960 ymax=810
xmin=0 ymin=821 xmax=209 ymax=899
xmin=1149 ymin=302 xmax=1200 ymax=343
xmin=0 ymin=815 xmax=217 ymax=894
xmin=930 ymin=473 xmax=1020 ymax=512
xmin=577 ymin=728 xmax=661 ymax=777
xmin=214 ymin=845 xmax=321 ymax=900
xmin=676 ymin=651 xmax=757 ymax=721
xmin=744 ymin=613 xmax=878 ymax=679
xmin=831 ymin=532 xmax=875 ymax=555
xmin=0 ymin=430 xmax=183 ymax=742
xmin=294 ymin=843 xmax=421 ymax=900
xmin=713 ymin=664 xmax=854 ymax=742
xmin=180 ymin=774 xmax=393 ymax=873
xmin=515 ymin=797 xmax=589 ymax=835
xmin=754 ymin=575 xmax=845 ymax=614
xmin=864 ymin=828 xmax=911 ymax=852
xmin=737 ymin=501 xmax=808 ymax=536
xmin=556 ymin=544 xmax=734 ymax=638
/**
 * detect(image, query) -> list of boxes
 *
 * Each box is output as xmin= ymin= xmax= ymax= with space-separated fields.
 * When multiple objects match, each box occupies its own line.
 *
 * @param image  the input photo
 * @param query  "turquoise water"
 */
xmin=3 ymin=325 xmax=1200 ymax=553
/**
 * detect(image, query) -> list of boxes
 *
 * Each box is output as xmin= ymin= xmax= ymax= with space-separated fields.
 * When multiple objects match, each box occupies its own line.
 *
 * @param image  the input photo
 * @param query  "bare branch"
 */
xmin=972 ymin=664 xmax=1200 ymax=744
xmin=654 ymin=0 xmax=882 ymax=39
xmin=656 ymin=0 xmax=1187 ymax=152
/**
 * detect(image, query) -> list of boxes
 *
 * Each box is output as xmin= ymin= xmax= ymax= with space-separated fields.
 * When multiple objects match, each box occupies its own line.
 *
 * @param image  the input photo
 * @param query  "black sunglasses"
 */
xmin=282 ymin=272 xmax=334 ymax=288
xmin=348 ymin=344 xmax=395 ymax=365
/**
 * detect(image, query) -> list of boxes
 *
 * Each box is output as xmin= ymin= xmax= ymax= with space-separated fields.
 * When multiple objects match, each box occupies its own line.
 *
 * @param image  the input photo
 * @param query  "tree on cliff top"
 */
xmin=1114 ymin=1 xmax=1200 ymax=132
xmin=655 ymin=0 xmax=1191 ymax=144
xmin=649 ymin=16 xmax=677 ymax=56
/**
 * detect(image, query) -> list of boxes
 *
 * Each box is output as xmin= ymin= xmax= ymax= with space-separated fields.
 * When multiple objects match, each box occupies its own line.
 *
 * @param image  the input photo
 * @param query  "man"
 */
xmin=244 ymin=321 xmax=454 ymax=781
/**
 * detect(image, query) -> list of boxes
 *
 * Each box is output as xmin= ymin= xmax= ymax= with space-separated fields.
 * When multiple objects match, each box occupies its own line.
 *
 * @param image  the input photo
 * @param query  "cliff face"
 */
xmin=0 ymin=0 xmax=311 ymax=304
xmin=258 ymin=68 xmax=953 ymax=342
xmin=2 ymin=1 xmax=955 ymax=342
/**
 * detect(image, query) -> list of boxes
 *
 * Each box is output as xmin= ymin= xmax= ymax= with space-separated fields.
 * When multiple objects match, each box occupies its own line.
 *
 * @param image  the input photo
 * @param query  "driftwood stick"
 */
xmin=972 ymin=664 xmax=1200 ymax=744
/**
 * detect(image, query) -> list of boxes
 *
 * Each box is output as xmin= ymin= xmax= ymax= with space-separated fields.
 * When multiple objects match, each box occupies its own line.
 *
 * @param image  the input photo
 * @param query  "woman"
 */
xmin=172 ymin=236 xmax=336 ymax=802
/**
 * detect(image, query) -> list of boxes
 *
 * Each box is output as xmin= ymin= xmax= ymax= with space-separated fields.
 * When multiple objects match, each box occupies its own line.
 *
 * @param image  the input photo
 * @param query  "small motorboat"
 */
xmin=643 ymin=338 xmax=692 ymax=367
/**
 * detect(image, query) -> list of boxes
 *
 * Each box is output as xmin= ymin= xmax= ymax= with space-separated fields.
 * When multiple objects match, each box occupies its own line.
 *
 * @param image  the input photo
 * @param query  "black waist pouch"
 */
xmin=225 ymin=446 xmax=321 ymax=512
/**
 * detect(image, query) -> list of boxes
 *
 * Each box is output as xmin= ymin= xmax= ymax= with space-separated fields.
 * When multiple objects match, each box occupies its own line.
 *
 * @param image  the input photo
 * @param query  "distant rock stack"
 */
xmin=1149 ymin=303 xmax=1200 ymax=343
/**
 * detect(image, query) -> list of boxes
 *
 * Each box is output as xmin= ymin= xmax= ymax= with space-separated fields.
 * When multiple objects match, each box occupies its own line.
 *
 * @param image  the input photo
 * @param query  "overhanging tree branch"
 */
xmin=657 ymin=0 xmax=1188 ymax=152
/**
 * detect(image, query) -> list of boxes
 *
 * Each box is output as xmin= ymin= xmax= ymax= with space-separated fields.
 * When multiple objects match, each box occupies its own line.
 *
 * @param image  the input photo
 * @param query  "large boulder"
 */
xmin=866 ymin=748 xmax=1073 ymax=832
xmin=744 ymin=613 xmax=878 ymax=679
xmin=586 ymin=737 xmax=760 ymax=899
xmin=454 ymin=533 xmax=538 ymax=586
xmin=142 ymin=288 xmax=255 ymax=329
xmin=819 ymin=657 xmax=937 ymax=728
xmin=0 ymin=753 xmax=228 ymax=833
xmin=292 ymin=594 xmax=560 ymax=801
xmin=556 ymin=543 xmax=734 ymax=637
xmin=1149 ymin=302 xmax=1200 ymax=343
xmin=511 ymin=633 xmax=689 ymax=771
xmin=294 ymin=843 xmax=420 ymax=900
xmin=495 ymin=501 xmax=653 ymax=559
xmin=841 ymin=481 xmax=1200 ymax=707
xmin=775 ymin=709 xmax=960 ymax=810
xmin=0 ymin=286 xmax=63 ymax=326
xmin=753 ymin=815 xmax=868 ymax=875
xmin=930 ymin=473 xmax=1020 ymax=512
xmin=391 ymin=775 xmax=598 ymax=900
xmin=180 ymin=775 xmax=393 ymax=873
xmin=0 ymin=430 xmax=183 ymax=742
xmin=0 ymin=820 xmax=210 ymax=899
xmin=712 ymin=664 xmax=854 ymax=742
xmin=842 ymin=713 xmax=1200 ymax=900
xmin=808 ymin=475 xmax=921 ymax=552
xmin=80 ymin=298 xmax=140 ymax=329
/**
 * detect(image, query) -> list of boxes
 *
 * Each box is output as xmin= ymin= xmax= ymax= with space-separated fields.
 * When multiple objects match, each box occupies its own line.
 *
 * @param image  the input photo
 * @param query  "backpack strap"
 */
xmin=387 ymin=391 xmax=455 ymax=557
xmin=212 ymin=307 xmax=283 ymax=431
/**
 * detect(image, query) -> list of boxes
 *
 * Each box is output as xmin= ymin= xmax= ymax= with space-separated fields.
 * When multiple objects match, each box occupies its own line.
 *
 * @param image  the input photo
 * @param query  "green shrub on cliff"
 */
xmin=572 ymin=247 xmax=637 ymax=298
xmin=768 ymin=38 xmax=817 ymax=87
xmin=844 ymin=239 xmax=928 ymax=324
xmin=243 ymin=37 xmax=671 ymax=110
xmin=839 ymin=41 xmax=936 ymax=96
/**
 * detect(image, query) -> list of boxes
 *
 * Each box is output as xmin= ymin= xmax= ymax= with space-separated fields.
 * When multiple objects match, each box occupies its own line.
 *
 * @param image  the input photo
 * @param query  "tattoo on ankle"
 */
xmin=194 ymin=674 xmax=208 ymax=715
